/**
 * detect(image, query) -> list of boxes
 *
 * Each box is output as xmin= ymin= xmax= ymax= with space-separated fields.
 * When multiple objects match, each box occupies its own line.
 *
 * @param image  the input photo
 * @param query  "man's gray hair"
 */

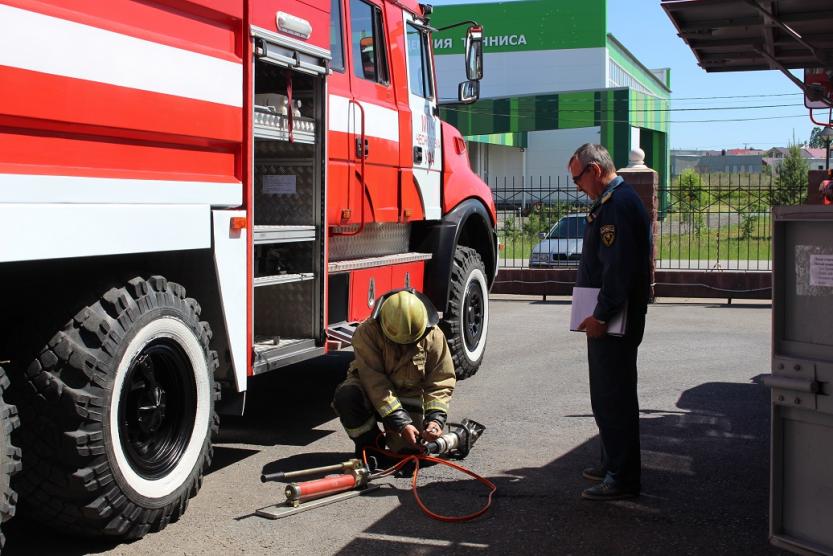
xmin=569 ymin=143 xmax=616 ymax=174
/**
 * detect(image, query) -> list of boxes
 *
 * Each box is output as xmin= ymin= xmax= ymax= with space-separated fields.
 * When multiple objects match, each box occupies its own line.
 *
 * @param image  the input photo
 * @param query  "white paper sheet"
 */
xmin=570 ymin=287 xmax=627 ymax=336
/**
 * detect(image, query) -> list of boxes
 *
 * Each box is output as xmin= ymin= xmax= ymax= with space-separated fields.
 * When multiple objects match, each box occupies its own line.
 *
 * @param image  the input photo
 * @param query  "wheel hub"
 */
xmin=136 ymin=378 xmax=167 ymax=436
xmin=463 ymin=280 xmax=484 ymax=351
xmin=119 ymin=340 xmax=197 ymax=479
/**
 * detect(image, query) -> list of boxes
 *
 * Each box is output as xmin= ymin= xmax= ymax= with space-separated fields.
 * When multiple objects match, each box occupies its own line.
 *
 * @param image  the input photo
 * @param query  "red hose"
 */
xmin=361 ymin=445 xmax=496 ymax=523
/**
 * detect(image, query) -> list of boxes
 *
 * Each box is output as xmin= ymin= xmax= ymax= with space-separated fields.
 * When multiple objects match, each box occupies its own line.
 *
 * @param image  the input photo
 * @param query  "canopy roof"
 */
xmin=662 ymin=0 xmax=833 ymax=73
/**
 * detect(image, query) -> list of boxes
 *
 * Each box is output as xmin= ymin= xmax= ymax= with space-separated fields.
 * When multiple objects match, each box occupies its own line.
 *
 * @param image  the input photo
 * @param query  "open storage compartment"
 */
xmin=250 ymin=27 xmax=328 ymax=373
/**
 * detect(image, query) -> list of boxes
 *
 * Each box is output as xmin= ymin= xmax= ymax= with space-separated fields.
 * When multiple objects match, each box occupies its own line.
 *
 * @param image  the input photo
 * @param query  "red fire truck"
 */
xmin=0 ymin=0 xmax=495 ymax=542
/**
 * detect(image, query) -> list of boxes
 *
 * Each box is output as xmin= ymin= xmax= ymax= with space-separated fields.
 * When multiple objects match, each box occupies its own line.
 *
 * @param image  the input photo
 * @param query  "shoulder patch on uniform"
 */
xmin=600 ymin=224 xmax=615 ymax=247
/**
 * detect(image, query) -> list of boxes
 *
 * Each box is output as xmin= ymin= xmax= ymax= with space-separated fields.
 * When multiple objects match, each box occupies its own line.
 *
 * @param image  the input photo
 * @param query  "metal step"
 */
xmin=252 ymin=338 xmax=324 ymax=374
xmin=254 ymin=272 xmax=314 ymax=287
xmin=327 ymin=252 xmax=432 ymax=273
xmin=254 ymin=225 xmax=316 ymax=245
xmin=327 ymin=321 xmax=358 ymax=349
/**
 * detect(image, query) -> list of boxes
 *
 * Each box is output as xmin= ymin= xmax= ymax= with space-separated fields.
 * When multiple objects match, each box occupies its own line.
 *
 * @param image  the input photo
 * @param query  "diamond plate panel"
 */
xmin=254 ymin=141 xmax=316 ymax=226
xmin=254 ymin=280 xmax=315 ymax=339
xmin=328 ymin=223 xmax=410 ymax=261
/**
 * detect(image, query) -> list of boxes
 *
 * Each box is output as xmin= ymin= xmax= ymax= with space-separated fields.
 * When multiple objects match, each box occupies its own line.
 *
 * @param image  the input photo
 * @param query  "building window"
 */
xmin=406 ymin=23 xmax=434 ymax=98
xmin=350 ymin=0 xmax=389 ymax=84
xmin=608 ymin=58 xmax=657 ymax=98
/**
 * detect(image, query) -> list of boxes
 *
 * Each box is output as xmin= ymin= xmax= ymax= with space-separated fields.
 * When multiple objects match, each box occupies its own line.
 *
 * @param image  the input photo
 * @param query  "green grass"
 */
xmin=657 ymin=214 xmax=772 ymax=261
xmin=498 ymin=233 xmax=541 ymax=260
xmin=657 ymin=229 xmax=771 ymax=261
xmin=499 ymin=215 xmax=773 ymax=263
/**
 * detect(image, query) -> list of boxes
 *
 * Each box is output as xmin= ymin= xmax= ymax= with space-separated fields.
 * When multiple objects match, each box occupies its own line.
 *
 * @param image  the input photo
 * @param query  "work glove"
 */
xmin=421 ymin=420 xmax=443 ymax=442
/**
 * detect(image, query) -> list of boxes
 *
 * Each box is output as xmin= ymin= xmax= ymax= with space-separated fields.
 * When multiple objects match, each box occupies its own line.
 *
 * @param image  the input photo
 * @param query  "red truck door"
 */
xmin=328 ymin=0 xmax=352 ymax=226
xmin=342 ymin=0 xmax=399 ymax=224
xmin=403 ymin=12 xmax=442 ymax=220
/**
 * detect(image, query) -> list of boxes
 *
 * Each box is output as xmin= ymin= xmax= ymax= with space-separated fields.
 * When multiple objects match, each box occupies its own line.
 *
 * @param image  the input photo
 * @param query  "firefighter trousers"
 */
xmin=332 ymin=375 xmax=424 ymax=454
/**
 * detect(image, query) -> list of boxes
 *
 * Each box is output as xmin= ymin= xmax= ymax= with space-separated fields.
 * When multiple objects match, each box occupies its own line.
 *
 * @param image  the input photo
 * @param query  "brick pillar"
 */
xmin=617 ymin=148 xmax=659 ymax=299
xmin=806 ymin=169 xmax=829 ymax=204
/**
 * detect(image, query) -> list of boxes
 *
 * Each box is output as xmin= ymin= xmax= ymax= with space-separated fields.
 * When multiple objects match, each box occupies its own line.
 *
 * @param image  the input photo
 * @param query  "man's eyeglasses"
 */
xmin=572 ymin=164 xmax=593 ymax=185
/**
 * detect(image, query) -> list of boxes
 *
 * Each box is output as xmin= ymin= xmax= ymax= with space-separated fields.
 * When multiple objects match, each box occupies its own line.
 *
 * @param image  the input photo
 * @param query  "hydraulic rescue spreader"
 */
xmin=256 ymin=419 xmax=494 ymax=521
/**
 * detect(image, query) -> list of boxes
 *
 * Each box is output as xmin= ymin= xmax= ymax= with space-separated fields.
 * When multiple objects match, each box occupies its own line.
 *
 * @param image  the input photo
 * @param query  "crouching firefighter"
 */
xmin=332 ymin=289 xmax=456 ymax=457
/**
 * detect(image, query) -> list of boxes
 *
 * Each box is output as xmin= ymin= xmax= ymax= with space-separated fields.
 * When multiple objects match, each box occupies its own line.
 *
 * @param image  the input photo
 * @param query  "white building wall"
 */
xmin=484 ymin=144 xmax=524 ymax=183
xmin=524 ymin=127 xmax=602 ymax=183
xmin=436 ymin=48 xmax=607 ymax=100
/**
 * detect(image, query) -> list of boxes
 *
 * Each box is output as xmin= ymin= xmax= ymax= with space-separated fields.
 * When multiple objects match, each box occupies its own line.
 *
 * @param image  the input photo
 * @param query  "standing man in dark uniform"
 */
xmin=569 ymin=144 xmax=651 ymax=500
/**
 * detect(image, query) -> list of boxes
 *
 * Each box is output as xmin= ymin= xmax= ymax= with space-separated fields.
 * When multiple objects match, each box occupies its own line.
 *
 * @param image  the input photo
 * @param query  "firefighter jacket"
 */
xmin=348 ymin=317 xmax=456 ymax=431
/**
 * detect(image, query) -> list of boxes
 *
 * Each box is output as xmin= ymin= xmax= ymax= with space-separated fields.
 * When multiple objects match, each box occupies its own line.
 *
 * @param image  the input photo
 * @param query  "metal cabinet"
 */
xmin=767 ymin=206 xmax=833 ymax=555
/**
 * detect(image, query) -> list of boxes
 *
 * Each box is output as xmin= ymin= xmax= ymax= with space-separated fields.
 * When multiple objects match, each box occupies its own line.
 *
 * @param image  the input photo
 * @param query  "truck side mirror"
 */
xmin=538 ymin=232 xmax=547 ymax=240
xmin=464 ymin=25 xmax=483 ymax=81
xmin=458 ymin=80 xmax=480 ymax=104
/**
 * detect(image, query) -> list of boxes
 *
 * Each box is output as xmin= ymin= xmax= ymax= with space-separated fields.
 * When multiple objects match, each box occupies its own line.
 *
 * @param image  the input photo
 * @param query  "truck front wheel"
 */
xmin=440 ymin=246 xmax=490 ymax=380
xmin=13 ymin=276 xmax=218 ymax=540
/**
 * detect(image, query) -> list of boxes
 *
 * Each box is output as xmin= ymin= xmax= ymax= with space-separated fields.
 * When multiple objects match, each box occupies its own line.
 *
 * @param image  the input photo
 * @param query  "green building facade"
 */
xmin=432 ymin=0 xmax=670 ymax=185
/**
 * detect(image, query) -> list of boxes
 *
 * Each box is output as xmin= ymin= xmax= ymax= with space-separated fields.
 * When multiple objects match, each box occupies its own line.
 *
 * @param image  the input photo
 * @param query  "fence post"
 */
xmin=618 ymin=148 xmax=659 ymax=300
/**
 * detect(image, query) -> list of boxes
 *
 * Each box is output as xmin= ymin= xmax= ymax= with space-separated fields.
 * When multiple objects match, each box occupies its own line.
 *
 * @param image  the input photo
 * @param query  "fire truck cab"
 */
xmin=0 ymin=0 xmax=495 ymax=543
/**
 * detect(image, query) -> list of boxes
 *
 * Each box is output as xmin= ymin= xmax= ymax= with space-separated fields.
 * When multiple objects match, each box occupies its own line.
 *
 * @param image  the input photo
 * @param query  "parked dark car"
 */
xmin=529 ymin=214 xmax=587 ymax=267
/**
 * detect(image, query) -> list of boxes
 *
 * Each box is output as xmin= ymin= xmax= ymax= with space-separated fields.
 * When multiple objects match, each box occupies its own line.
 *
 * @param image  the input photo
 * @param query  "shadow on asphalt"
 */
xmin=260 ymin=451 xmax=355 ymax=479
xmin=335 ymin=376 xmax=786 ymax=556
xmin=216 ymin=351 xmax=352 ymax=447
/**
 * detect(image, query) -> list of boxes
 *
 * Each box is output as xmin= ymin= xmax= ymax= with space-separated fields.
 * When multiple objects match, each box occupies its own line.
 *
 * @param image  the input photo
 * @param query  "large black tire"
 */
xmin=0 ymin=367 xmax=21 ymax=550
xmin=12 ymin=276 xmax=219 ymax=540
xmin=440 ymin=246 xmax=490 ymax=380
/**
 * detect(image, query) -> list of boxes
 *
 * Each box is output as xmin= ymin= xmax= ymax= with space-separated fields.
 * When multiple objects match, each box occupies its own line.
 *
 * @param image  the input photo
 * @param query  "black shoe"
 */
xmin=394 ymin=460 xmax=416 ymax=478
xmin=353 ymin=429 xmax=384 ymax=459
xmin=582 ymin=466 xmax=606 ymax=482
xmin=581 ymin=479 xmax=639 ymax=501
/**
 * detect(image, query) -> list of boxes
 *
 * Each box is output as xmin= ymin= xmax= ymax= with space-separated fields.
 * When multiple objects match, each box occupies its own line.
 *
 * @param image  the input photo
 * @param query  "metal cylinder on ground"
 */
xmin=285 ymin=474 xmax=359 ymax=506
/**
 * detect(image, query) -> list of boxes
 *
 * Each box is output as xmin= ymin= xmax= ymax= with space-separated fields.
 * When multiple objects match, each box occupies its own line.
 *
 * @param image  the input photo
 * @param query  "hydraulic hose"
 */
xmin=360 ymin=444 xmax=496 ymax=523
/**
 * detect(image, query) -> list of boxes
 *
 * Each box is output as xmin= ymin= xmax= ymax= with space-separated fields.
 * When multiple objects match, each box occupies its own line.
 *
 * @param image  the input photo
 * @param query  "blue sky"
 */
xmin=430 ymin=0 xmax=814 ymax=150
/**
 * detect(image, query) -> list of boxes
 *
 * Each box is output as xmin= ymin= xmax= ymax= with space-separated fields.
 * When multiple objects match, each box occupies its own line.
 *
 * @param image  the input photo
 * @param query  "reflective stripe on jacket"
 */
xmin=348 ymin=318 xmax=455 ymax=420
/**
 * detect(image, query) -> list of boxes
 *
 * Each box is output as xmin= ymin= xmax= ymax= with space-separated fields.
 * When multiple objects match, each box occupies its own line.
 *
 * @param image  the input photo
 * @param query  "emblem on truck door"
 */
xmin=368 ymin=278 xmax=376 ymax=309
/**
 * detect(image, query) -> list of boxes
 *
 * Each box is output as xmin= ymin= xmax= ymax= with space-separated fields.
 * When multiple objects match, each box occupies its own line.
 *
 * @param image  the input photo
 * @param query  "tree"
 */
xmin=675 ymin=168 xmax=711 ymax=234
xmin=809 ymin=127 xmax=827 ymax=148
xmin=771 ymin=144 xmax=808 ymax=206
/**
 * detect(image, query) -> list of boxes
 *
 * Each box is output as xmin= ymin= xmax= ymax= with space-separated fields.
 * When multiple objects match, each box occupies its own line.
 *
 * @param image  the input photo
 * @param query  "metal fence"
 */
xmin=492 ymin=176 xmax=589 ymax=269
xmin=492 ymin=173 xmax=802 ymax=270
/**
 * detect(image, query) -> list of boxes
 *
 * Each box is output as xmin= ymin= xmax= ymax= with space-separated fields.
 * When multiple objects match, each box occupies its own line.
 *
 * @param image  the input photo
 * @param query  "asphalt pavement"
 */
xmin=3 ymin=295 xmax=784 ymax=556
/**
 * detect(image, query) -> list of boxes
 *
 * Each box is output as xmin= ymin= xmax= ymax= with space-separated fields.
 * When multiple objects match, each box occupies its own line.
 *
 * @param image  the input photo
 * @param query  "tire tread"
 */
xmin=439 ymin=246 xmax=489 ymax=380
xmin=0 ymin=366 xmax=21 ymax=550
xmin=11 ymin=276 xmax=218 ymax=540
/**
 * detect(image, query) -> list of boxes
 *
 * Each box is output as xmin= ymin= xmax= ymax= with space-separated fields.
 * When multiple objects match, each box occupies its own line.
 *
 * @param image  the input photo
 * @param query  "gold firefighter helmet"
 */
xmin=378 ymin=290 xmax=428 ymax=344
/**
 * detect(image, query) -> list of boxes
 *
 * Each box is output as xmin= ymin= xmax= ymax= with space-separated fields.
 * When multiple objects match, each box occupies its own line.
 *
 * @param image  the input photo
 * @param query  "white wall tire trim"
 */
xmin=462 ymin=268 xmax=489 ymax=362
xmin=109 ymin=317 xmax=210 ymax=499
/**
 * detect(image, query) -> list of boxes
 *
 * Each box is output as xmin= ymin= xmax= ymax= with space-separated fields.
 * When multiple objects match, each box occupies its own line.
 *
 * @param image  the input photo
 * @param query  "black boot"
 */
xmin=353 ymin=429 xmax=383 ymax=458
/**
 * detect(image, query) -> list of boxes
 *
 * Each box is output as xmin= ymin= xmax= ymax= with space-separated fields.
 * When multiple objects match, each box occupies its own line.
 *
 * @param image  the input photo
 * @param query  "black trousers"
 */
xmin=332 ymin=379 xmax=424 ymax=453
xmin=587 ymin=307 xmax=646 ymax=488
